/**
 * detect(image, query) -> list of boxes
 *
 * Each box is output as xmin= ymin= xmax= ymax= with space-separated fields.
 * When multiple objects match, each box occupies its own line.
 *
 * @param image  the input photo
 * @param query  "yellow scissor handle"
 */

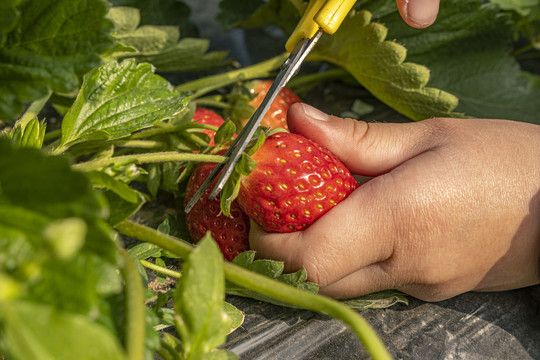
xmin=285 ymin=0 xmax=356 ymax=53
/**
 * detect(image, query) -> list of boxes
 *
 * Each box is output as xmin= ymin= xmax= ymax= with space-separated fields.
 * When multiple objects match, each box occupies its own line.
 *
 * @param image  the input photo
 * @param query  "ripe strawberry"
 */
xmin=242 ymin=80 xmax=301 ymax=130
xmin=236 ymin=132 xmax=358 ymax=233
xmin=193 ymin=108 xmax=225 ymax=146
xmin=184 ymin=160 xmax=250 ymax=261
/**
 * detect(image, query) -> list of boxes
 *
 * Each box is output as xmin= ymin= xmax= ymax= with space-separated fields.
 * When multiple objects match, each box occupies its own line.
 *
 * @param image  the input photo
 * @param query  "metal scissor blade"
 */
xmin=184 ymin=30 xmax=323 ymax=214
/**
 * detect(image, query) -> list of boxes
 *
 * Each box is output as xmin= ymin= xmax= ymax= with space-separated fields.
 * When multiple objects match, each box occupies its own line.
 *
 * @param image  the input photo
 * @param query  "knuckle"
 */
xmin=295 ymin=234 xmax=338 ymax=287
xmin=350 ymin=120 xmax=377 ymax=153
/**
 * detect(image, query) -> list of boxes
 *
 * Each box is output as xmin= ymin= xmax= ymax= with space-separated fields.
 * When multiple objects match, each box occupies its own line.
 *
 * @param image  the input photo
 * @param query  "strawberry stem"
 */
xmin=287 ymin=67 xmax=350 ymax=91
xmin=193 ymin=97 xmax=233 ymax=110
xmin=118 ymin=247 xmax=146 ymax=360
xmin=141 ymin=259 xmax=182 ymax=279
xmin=73 ymin=152 xmax=226 ymax=172
xmin=115 ymin=220 xmax=392 ymax=360
xmin=174 ymin=53 xmax=288 ymax=97
xmin=111 ymin=139 xmax=167 ymax=149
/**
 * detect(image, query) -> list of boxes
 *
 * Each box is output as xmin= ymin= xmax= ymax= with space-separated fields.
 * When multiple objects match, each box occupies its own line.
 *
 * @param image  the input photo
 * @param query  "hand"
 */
xmin=249 ymin=103 xmax=540 ymax=301
xmin=396 ymin=0 xmax=440 ymax=28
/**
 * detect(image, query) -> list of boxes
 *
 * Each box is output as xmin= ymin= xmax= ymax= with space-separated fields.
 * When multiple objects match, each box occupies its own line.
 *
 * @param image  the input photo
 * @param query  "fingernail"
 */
xmin=301 ymin=103 xmax=328 ymax=121
xmin=405 ymin=0 xmax=439 ymax=28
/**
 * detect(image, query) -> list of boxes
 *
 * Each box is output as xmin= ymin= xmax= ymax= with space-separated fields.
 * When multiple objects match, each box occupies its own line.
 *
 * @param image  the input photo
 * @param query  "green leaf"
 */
xmin=107 ymin=6 xmax=229 ymax=72
xmin=202 ymin=350 xmax=239 ymax=360
xmin=0 ymin=139 xmax=120 ymax=314
xmin=107 ymin=5 xmax=140 ymax=33
xmin=120 ymin=38 xmax=230 ymax=73
xmin=174 ymin=234 xmax=229 ymax=359
xmin=374 ymin=0 xmax=540 ymax=123
xmin=489 ymin=0 xmax=540 ymax=16
xmin=102 ymin=189 xmax=145 ymax=226
xmin=43 ymin=218 xmax=87 ymax=261
xmin=146 ymin=163 xmax=161 ymax=198
xmin=0 ymin=0 xmax=22 ymax=46
xmin=223 ymin=301 xmax=244 ymax=334
xmin=0 ymin=139 xmax=108 ymax=224
xmin=246 ymin=129 xmax=266 ymax=156
xmin=155 ymin=257 xmax=167 ymax=283
xmin=0 ymin=273 xmax=21 ymax=301
xmin=0 ymin=0 xmax=114 ymax=121
xmin=214 ymin=121 xmax=236 ymax=147
xmin=109 ymin=0 xmax=198 ymax=37
xmin=220 ymin=147 xmax=259 ymax=217
xmin=0 ymin=301 xmax=126 ymax=360
xmin=160 ymin=161 xmax=182 ymax=194
xmin=219 ymin=154 xmax=248 ymax=217
xmin=57 ymin=59 xmax=189 ymax=153
xmin=81 ymin=170 xmax=145 ymax=226
xmin=309 ymin=10 xmax=460 ymax=121
xmin=7 ymin=117 xmax=46 ymax=149
xmin=86 ymin=170 xmax=142 ymax=204
xmin=342 ymin=290 xmax=408 ymax=310
xmin=128 ymin=242 xmax=162 ymax=260
xmin=226 ymin=251 xmax=319 ymax=307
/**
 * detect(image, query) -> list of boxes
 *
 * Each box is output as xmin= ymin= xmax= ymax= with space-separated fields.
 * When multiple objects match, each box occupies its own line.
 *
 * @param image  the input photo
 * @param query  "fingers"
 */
xmin=249 ymin=172 xmax=399 ymax=289
xmin=252 ymin=105 xmax=448 ymax=297
xmin=318 ymin=264 xmax=395 ymax=299
xmin=287 ymin=103 xmax=440 ymax=176
xmin=396 ymin=0 xmax=440 ymax=28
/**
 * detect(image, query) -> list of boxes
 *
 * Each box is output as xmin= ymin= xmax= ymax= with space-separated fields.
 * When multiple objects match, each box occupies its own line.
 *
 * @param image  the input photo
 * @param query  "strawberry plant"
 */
xmin=1 ymin=0 xmax=538 ymax=359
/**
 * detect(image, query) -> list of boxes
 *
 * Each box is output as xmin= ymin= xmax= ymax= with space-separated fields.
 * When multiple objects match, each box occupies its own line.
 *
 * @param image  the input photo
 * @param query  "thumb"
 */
xmin=396 ymin=0 xmax=440 ymax=28
xmin=287 ymin=103 xmax=439 ymax=176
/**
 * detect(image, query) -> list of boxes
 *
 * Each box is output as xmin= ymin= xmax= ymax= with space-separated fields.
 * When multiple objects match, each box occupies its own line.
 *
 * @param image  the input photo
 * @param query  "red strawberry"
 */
xmin=242 ymin=80 xmax=301 ymax=130
xmin=236 ymin=132 xmax=358 ymax=233
xmin=184 ymin=160 xmax=250 ymax=261
xmin=193 ymin=108 xmax=225 ymax=146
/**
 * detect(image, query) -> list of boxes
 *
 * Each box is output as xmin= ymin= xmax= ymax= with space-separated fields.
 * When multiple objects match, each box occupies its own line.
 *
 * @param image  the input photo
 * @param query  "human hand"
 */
xmin=249 ymin=103 xmax=540 ymax=301
xmin=396 ymin=0 xmax=440 ymax=28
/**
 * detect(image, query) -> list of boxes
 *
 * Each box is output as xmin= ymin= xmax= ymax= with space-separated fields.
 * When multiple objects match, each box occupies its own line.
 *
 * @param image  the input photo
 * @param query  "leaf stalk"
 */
xmin=119 ymin=247 xmax=146 ymax=360
xmin=114 ymin=220 xmax=393 ymax=360
xmin=73 ymin=152 xmax=226 ymax=172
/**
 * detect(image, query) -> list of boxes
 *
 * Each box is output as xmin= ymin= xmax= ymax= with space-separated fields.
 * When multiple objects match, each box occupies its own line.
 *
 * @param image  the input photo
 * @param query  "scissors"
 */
xmin=185 ymin=0 xmax=356 ymax=213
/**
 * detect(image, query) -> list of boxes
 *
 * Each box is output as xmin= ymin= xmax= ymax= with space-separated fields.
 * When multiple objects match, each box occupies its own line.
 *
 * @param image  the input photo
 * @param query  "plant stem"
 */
xmin=141 ymin=259 xmax=182 ymax=279
xmin=175 ymin=54 xmax=288 ymax=96
xmin=287 ymin=67 xmax=350 ymax=90
xmin=112 ymin=139 xmax=167 ymax=149
xmin=128 ymin=123 xmax=216 ymax=141
xmin=119 ymin=247 xmax=146 ymax=360
xmin=114 ymin=220 xmax=393 ymax=360
xmin=129 ymin=124 xmax=188 ymax=140
xmin=44 ymin=128 xmax=62 ymax=142
xmin=19 ymin=90 xmax=52 ymax=128
xmin=194 ymin=98 xmax=233 ymax=110
xmin=73 ymin=152 xmax=226 ymax=172
xmin=115 ymin=220 xmax=194 ymax=258
xmin=223 ymin=263 xmax=392 ymax=360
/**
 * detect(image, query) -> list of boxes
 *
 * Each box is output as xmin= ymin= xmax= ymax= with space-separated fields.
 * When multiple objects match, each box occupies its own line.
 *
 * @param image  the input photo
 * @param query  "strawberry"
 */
xmin=236 ymin=132 xmax=358 ymax=233
xmin=242 ymin=80 xmax=301 ymax=130
xmin=193 ymin=108 xmax=225 ymax=146
xmin=184 ymin=160 xmax=250 ymax=261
